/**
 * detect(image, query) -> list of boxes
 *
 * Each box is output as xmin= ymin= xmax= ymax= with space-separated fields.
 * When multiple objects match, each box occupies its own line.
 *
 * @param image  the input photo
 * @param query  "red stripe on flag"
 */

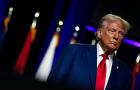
xmin=13 ymin=30 xmax=32 ymax=75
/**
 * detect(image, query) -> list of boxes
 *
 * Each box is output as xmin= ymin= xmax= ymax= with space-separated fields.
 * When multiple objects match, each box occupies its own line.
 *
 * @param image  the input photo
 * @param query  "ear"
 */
xmin=96 ymin=28 xmax=102 ymax=40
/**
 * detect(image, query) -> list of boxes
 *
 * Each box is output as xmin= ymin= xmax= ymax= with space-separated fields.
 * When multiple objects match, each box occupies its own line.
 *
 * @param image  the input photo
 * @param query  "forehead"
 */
xmin=107 ymin=22 xmax=125 ymax=31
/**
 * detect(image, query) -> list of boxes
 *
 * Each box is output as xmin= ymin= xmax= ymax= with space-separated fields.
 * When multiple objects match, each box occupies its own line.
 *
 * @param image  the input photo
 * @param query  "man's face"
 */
xmin=97 ymin=22 xmax=126 ymax=52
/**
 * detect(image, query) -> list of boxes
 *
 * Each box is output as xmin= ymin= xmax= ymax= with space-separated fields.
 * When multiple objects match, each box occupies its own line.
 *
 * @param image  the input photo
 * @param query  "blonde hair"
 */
xmin=98 ymin=14 xmax=131 ymax=32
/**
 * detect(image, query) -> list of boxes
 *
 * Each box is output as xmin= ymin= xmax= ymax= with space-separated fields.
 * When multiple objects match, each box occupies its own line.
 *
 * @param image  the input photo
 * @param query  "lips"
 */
xmin=111 ymin=42 xmax=118 ymax=46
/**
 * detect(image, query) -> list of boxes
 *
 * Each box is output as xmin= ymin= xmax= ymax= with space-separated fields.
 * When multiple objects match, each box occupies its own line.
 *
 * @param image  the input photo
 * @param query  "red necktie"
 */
xmin=95 ymin=54 xmax=108 ymax=90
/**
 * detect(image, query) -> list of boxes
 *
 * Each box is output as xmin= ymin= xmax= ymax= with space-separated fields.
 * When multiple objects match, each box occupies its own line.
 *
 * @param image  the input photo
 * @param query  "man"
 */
xmin=46 ymin=14 xmax=132 ymax=90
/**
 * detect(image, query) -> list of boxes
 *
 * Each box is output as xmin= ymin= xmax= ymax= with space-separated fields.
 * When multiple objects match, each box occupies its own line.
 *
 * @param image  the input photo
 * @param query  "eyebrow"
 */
xmin=109 ymin=28 xmax=125 ymax=32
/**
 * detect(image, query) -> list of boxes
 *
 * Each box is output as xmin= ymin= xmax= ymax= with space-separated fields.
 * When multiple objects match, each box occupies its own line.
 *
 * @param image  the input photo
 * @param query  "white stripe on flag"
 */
xmin=35 ymin=34 xmax=58 ymax=82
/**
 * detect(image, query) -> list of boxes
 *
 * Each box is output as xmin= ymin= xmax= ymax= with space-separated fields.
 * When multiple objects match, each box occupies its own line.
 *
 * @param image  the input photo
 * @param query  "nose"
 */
xmin=114 ymin=32 xmax=119 ymax=40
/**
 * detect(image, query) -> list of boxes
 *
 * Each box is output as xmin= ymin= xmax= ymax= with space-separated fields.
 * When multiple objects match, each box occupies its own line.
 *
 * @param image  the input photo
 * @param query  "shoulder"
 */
xmin=65 ymin=43 xmax=95 ymax=50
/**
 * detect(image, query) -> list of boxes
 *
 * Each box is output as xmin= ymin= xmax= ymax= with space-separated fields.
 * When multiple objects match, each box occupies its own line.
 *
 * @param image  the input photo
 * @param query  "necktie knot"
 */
xmin=101 ymin=54 xmax=108 ymax=60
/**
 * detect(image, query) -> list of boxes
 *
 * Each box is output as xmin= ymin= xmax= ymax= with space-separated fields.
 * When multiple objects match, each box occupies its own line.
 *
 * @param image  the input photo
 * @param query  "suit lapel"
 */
xmin=86 ymin=45 xmax=97 ymax=89
xmin=86 ymin=45 xmax=121 ymax=89
xmin=106 ymin=56 xmax=120 ymax=89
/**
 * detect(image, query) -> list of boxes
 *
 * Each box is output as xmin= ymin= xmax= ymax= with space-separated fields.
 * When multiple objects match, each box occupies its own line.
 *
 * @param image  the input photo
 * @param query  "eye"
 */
xmin=108 ymin=29 xmax=116 ymax=33
xmin=119 ymin=31 xmax=125 ymax=37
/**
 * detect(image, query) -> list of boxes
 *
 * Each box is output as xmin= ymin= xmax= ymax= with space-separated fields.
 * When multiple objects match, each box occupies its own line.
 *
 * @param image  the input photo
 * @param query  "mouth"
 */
xmin=111 ymin=42 xmax=118 ymax=46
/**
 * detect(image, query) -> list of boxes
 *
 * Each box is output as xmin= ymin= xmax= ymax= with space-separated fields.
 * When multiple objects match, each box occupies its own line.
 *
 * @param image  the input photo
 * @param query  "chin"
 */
xmin=108 ymin=46 xmax=118 ymax=51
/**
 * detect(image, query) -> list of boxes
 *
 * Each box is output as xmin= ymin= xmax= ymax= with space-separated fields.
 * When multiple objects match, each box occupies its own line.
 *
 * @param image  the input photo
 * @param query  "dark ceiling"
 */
xmin=90 ymin=0 xmax=140 ymax=42
xmin=8 ymin=0 xmax=140 ymax=42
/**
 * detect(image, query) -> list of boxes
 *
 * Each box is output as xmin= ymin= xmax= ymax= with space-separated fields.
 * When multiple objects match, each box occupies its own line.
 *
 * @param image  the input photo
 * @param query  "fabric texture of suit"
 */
xmin=47 ymin=43 xmax=132 ymax=90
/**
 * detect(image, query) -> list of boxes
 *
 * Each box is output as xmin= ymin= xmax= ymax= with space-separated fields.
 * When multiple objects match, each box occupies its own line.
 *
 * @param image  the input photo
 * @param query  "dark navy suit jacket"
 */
xmin=47 ymin=43 xmax=132 ymax=90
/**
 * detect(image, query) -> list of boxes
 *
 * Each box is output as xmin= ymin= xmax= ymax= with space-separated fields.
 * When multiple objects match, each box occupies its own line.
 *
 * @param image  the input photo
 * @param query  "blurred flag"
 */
xmin=0 ymin=7 xmax=13 ymax=52
xmin=13 ymin=12 xmax=39 ymax=75
xmin=35 ymin=31 xmax=60 ymax=82
xmin=35 ymin=24 xmax=78 ymax=82
xmin=131 ymin=54 xmax=140 ymax=90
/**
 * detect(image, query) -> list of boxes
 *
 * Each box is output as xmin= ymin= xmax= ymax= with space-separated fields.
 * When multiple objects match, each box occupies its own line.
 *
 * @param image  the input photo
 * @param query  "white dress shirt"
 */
xmin=97 ymin=43 xmax=114 ymax=89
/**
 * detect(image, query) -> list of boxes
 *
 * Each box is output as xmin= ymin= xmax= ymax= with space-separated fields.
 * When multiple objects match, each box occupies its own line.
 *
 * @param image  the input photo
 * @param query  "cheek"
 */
xmin=101 ymin=37 xmax=110 ymax=45
xmin=104 ymin=32 xmax=113 ymax=39
xmin=118 ymin=38 xmax=123 ymax=43
xmin=103 ymin=35 xmax=112 ymax=42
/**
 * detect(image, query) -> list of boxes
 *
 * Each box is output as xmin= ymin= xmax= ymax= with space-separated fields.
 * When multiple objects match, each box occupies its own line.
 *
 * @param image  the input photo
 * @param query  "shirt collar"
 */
xmin=97 ymin=43 xmax=104 ymax=56
xmin=97 ymin=43 xmax=114 ymax=60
